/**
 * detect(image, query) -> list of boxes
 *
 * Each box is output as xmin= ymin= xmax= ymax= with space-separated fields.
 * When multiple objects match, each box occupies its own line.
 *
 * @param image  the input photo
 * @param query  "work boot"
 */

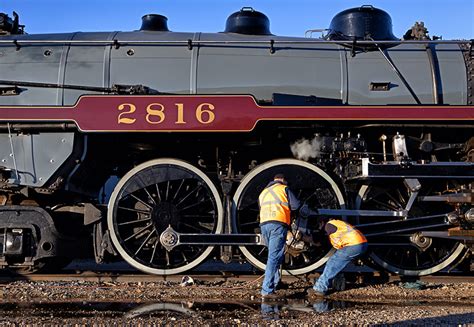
xmin=332 ymin=273 xmax=346 ymax=291
xmin=275 ymin=281 xmax=289 ymax=290
xmin=261 ymin=292 xmax=280 ymax=300
xmin=306 ymin=288 xmax=325 ymax=300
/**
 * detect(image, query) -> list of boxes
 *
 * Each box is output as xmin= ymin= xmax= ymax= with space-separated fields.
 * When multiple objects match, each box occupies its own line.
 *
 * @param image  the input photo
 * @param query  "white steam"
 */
xmin=290 ymin=135 xmax=323 ymax=161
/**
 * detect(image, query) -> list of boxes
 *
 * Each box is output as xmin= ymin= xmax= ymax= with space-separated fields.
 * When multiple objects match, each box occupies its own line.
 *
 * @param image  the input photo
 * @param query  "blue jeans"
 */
xmin=312 ymin=300 xmax=330 ymax=313
xmin=314 ymin=242 xmax=368 ymax=294
xmin=261 ymin=303 xmax=279 ymax=320
xmin=260 ymin=223 xmax=287 ymax=295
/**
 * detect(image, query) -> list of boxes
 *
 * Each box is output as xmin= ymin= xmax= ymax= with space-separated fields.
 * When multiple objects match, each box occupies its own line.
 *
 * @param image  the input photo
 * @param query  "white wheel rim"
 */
xmin=107 ymin=158 xmax=223 ymax=275
xmin=356 ymin=184 xmax=467 ymax=276
xmin=232 ymin=158 xmax=345 ymax=275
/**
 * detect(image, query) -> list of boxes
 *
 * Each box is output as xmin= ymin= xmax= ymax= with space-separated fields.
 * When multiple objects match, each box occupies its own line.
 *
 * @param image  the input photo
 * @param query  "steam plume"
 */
xmin=290 ymin=135 xmax=323 ymax=161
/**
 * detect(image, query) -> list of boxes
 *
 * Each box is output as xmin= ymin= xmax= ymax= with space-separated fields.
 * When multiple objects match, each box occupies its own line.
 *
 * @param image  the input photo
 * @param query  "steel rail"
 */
xmin=0 ymin=272 xmax=471 ymax=284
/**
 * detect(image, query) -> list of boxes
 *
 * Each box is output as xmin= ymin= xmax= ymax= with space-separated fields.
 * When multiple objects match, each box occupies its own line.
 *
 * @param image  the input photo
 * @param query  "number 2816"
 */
xmin=117 ymin=102 xmax=216 ymax=125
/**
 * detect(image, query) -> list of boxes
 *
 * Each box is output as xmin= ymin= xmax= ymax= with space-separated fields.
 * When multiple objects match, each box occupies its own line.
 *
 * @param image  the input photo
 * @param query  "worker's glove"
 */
xmin=299 ymin=204 xmax=318 ymax=218
xmin=301 ymin=233 xmax=321 ymax=247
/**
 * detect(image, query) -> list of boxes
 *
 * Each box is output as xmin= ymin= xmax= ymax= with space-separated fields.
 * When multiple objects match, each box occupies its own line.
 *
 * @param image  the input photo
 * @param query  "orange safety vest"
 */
xmin=258 ymin=183 xmax=291 ymax=225
xmin=328 ymin=219 xmax=367 ymax=249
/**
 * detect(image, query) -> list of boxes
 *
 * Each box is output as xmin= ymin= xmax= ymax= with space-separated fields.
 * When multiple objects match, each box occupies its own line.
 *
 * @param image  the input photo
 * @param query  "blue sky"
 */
xmin=2 ymin=0 xmax=473 ymax=39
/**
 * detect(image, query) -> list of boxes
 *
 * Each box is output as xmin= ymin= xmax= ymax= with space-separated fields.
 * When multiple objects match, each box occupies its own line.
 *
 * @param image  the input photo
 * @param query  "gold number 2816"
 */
xmin=117 ymin=102 xmax=216 ymax=126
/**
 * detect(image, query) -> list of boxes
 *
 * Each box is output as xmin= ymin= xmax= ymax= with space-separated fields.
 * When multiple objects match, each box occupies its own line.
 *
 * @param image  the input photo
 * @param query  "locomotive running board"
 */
xmin=361 ymin=158 xmax=474 ymax=179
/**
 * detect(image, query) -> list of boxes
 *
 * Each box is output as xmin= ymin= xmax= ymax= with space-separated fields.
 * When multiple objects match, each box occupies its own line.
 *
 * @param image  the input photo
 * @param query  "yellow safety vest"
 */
xmin=259 ymin=183 xmax=291 ymax=225
xmin=328 ymin=219 xmax=367 ymax=249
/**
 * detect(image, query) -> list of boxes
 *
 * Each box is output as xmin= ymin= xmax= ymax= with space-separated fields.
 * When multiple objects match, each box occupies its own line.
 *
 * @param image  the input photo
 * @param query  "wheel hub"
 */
xmin=159 ymin=226 xmax=179 ymax=252
xmin=152 ymin=202 xmax=179 ymax=232
xmin=410 ymin=232 xmax=432 ymax=251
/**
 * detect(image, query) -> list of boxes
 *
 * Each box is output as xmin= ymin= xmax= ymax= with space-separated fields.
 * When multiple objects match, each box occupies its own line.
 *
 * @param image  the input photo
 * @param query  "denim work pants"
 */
xmin=260 ymin=223 xmax=288 ymax=295
xmin=314 ymin=242 xmax=368 ymax=294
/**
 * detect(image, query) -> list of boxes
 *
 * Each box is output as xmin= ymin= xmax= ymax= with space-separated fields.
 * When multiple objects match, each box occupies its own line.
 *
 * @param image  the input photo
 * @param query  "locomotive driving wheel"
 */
xmin=107 ymin=158 xmax=223 ymax=275
xmin=233 ymin=159 xmax=345 ymax=275
xmin=356 ymin=181 xmax=468 ymax=276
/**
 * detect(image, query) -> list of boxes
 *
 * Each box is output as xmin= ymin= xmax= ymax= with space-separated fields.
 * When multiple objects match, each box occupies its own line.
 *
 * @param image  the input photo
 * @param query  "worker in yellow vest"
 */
xmin=259 ymin=173 xmax=300 ymax=299
xmin=307 ymin=219 xmax=367 ymax=299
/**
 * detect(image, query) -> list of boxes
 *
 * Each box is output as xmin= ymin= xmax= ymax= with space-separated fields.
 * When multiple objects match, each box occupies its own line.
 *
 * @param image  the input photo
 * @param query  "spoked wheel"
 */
xmin=356 ymin=181 xmax=468 ymax=276
xmin=107 ymin=159 xmax=223 ymax=275
xmin=233 ymin=159 xmax=345 ymax=275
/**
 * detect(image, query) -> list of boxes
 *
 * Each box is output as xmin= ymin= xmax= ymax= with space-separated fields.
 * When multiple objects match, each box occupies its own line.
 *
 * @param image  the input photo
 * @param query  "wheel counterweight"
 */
xmin=232 ymin=159 xmax=345 ymax=275
xmin=107 ymin=159 xmax=223 ymax=275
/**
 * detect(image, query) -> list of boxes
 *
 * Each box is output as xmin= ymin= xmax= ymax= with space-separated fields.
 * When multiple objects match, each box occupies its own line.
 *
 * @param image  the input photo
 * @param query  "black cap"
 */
xmin=140 ymin=14 xmax=170 ymax=32
xmin=327 ymin=5 xmax=398 ymax=41
xmin=224 ymin=7 xmax=272 ymax=35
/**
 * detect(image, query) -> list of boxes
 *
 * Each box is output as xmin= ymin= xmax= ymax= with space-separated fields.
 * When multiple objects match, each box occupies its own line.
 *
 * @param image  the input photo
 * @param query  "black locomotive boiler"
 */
xmin=0 ymin=6 xmax=472 ymax=276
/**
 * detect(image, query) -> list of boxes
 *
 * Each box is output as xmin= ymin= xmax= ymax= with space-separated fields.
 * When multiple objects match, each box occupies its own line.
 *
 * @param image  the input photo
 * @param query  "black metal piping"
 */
xmin=0 ymin=80 xmax=160 ymax=95
xmin=354 ymin=124 xmax=474 ymax=129
xmin=426 ymin=44 xmax=442 ymax=104
xmin=374 ymin=44 xmax=422 ymax=105
xmin=0 ymin=123 xmax=77 ymax=131
xmin=0 ymin=79 xmax=115 ymax=93
xmin=0 ymin=39 xmax=471 ymax=46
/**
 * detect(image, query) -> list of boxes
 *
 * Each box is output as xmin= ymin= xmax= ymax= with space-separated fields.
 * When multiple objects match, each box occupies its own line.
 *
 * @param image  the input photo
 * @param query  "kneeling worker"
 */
xmin=259 ymin=174 xmax=300 ymax=299
xmin=308 ymin=219 xmax=367 ymax=298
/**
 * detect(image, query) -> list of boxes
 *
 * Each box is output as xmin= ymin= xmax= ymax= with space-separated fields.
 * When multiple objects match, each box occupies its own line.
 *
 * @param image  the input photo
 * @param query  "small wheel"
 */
xmin=233 ymin=159 xmax=345 ymax=275
xmin=107 ymin=159 xmax=223 ymax=275
xmin=356 ymin=182 xmax=468 ymax=276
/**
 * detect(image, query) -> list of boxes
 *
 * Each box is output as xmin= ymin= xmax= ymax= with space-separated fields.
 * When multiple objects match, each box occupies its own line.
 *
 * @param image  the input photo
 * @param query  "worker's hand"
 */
xmin=299 ymin=204 xmax=309 ymax=218
xmin=301 ymin=234 xmax=321 ymax=246
xmin=299 ymin=204 xmax=318 ymax=218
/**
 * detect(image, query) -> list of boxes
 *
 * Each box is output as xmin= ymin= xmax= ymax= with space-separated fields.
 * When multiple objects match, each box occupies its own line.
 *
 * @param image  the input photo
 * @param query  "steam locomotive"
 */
xmin=0 ymin=6 xmax=472 ymax=276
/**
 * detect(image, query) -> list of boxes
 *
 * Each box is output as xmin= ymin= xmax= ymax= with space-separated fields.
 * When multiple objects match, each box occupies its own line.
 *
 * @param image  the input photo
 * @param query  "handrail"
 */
xmin=0 ymin=39 xmax=471 ymax=46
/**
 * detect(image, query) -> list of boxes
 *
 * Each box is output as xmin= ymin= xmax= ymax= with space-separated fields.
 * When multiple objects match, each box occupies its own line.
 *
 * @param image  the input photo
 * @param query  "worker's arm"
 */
xmin=286 ymin=188 xmax=301 ymax=211
xmin=324 ymin=222 xmax=337 ymax=235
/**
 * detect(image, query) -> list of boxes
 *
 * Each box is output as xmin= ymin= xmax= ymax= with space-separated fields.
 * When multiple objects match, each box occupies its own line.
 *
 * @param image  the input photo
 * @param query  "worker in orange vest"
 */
xmin=307 ymin=219 xmax=367 ymax=299
xmin=259 ymin=173 xmax=300 ymax=299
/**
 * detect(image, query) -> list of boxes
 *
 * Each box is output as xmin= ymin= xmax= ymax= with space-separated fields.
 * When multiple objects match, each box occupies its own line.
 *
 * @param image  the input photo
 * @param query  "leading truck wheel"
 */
xmin=233 ymin=159 xmax=345 ymax=275
xmin=356 ymin=182 xmax=468 ymax=276
xmin=107 ymin=159 xmax=224 ymax=275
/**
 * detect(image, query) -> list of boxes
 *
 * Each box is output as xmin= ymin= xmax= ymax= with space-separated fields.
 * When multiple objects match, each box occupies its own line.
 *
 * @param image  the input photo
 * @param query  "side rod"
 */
xmin=159 ymin=212 xmax=453 ymax=251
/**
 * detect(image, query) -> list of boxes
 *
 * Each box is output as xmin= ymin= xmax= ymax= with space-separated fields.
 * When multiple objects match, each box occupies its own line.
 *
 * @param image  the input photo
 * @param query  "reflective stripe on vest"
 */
xmin=258 ymin=183 xmax=291 ymax=225
xmin=328 ymin=220 xmax=367 ymax=249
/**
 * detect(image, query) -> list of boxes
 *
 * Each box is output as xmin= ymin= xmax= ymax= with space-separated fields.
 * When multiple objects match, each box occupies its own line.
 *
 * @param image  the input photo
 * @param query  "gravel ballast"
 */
xmin=0 ymin=278 xmax=472 ymax=325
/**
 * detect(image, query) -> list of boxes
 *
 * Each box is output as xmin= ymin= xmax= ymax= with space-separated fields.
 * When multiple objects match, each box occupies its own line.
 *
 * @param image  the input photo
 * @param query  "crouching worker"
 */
xmin=259 ymin=174 xmax=300 ymax=300
xmin=307 ymin=219 xmax=367 ymax=299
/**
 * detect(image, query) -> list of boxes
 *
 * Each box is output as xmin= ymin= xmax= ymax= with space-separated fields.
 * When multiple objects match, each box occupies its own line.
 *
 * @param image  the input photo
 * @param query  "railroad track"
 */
xmin=0 ymin=271 xmax=472 ymax=284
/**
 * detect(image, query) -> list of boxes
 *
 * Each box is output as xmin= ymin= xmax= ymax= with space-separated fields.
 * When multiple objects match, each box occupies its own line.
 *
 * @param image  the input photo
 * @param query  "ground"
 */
xmin=0 ymin=277 xmax=472 ymax=325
